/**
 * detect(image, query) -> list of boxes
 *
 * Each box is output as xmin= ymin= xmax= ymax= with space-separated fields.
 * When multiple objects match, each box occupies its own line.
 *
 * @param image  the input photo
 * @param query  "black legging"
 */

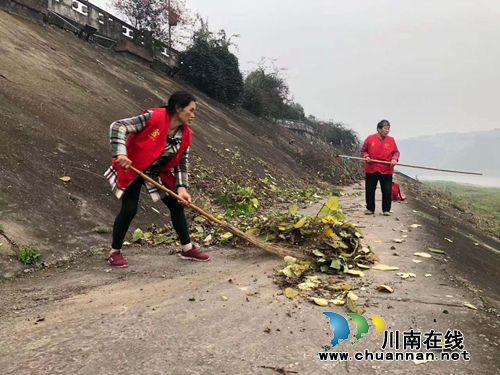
xmin=365 ymin=172 xmax=393 ymax=213
xmin=112 ymin=178 xmax=191 ymax=249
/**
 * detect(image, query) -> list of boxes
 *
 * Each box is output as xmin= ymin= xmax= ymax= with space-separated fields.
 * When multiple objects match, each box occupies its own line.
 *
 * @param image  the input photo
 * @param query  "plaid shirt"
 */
xmin=104 ymin=111 xmax=189 ymax=202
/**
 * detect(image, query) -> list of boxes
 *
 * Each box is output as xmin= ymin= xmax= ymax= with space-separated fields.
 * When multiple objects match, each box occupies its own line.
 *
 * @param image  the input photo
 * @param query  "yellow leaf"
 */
xmin=425 ymin=274 xmax=432 ymax=277
xmin=347 ymin=291 xmax=358 ymax=301
xmin=414 ymin=252 xmax=432 ymax=258
xmin=357 ymin=264 xmax=371 ymax=270
xmin=412 ymin=260 xmax=422 ymax=263
xmin=346 ymin=270 xmax=364 ymax=277
xmin=284 ymin=256 xmax=297 ymax=266
xmin=464 ymin=303 xmax=477 ymax=310
xmin=392 ymin=238 xmax=404 ymax=243
xmin=298 ymin=282 xmax=317 ymax=291
xmin=221 ymin=232 xmax=233 ymax=240
xmin=289 ymin=204 xmax=298 ymax=216
xmin=347 ymin=296 xmax=365 ymax=314
xmin=325 ymin=197 xmax=339 ymax=211
xmin=221 ymin=296 xmax=228 ymax=301
xmin=312 ymin=298 xmax=329 ymax=307
xmin=330 ymin=298 xmax=345 ymax=306
xmin=410 ymin=224 xmax=422 ymax=228
xmin=251 ymin=198 xmax=259 ymax=208
xmin=245 ymin=228 xmax=259 ymax=236
xmin=285 ymin=288 xmax=299 ymax=299
xmin=278 ymin=226 xmax=286 ymax=231
xmin=377 ymin=285 xmax=394 ymax=293
xmin=445 ymin=238 xmax=453 ymax=243
xmin=372 ymin=264 xmax=400 ymax=271
xmin=324 ymin=215 xmax=337 ymax=222
xmin=294 ymin=217 xmax=307 ymax=229
xmin=322 ymin=227 xmax=334 ymax=238
xmin=59 ymin=176 xmax=71 ymax=182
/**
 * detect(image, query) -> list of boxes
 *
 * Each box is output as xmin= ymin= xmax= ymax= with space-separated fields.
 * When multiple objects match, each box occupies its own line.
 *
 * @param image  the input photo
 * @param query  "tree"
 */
xmin=283 ymin=102 xmax=305 ymax=121
xmin=111 ymin=0 xmax=191 ymax=49
xmin=179 ymin=19 xmax=244 ymax=105
xmin=242 ymin=59 xmax=291 ymax=119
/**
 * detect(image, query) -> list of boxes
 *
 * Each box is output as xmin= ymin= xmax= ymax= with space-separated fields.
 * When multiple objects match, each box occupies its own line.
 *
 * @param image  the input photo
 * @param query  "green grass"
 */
xmin=18 ymin=246 xmax=41 ymax=264
xmin=425 ymin=181 xmax=500 ymax=235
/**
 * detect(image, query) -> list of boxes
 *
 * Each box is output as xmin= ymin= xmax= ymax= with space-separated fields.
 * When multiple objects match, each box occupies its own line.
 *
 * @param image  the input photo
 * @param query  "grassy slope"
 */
xmin=425 ymin=181 xmax=500 ymax=231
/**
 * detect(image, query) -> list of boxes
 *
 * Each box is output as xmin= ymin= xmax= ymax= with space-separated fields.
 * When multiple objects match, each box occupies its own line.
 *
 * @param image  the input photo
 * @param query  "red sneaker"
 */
xmin=179 ymin=245 xmax=210 ymax=262
xmin=108 ymin=251 xmax=129 ymax=267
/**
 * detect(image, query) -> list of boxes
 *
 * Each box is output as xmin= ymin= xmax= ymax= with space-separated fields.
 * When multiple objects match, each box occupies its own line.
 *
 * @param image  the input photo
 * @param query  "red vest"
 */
xmin=364 ymin=134 xmax=396 ymax=174
xmin=111 ymin=107 xmax=193 ymax=190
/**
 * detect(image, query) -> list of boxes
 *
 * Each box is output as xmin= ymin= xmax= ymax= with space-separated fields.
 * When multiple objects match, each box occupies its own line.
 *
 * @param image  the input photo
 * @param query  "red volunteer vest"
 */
xmin=111 ymin=107 xmax=193 ymax=190
xmin=364 ymin=134 xmax=397 ymax=174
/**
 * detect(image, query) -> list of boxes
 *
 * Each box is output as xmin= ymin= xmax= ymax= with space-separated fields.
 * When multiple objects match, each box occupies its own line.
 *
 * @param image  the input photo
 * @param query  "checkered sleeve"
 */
xmin=109 ymin=111 xmax=152 ymax=156
xmin=174 ymin=147 xmax=189 ymax=188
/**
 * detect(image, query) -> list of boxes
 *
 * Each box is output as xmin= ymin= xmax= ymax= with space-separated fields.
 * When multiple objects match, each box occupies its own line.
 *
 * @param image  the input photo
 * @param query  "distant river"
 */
xmin=396 ymin=167 xmax=500 ymax=188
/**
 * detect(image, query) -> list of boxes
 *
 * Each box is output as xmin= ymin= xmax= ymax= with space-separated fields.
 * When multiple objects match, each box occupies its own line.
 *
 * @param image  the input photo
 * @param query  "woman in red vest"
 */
xmin=104 ymin=91 xmax=210 ymax=267
xmin=360 ymin=120 xmax=400 ymax=216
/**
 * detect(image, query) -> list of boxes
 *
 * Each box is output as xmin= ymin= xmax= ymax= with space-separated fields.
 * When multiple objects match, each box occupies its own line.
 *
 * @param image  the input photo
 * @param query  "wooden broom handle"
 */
xmin=336 ymin=155 xmax=483 ymax=176
xmin=129 ymin=166 xmax=224 ymax=225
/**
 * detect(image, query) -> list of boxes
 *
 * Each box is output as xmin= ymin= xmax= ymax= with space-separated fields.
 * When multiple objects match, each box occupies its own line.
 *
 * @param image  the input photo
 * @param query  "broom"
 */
xmin=335 ymin=155 xmax=483 ymax=175
xmin=130 ymin=166 xmax=297 ymax=258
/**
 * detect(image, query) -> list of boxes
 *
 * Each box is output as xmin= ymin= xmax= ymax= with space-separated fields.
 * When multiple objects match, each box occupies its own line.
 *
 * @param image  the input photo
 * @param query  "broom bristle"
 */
xmin=220 ymin=222 xmax=301 ymax=258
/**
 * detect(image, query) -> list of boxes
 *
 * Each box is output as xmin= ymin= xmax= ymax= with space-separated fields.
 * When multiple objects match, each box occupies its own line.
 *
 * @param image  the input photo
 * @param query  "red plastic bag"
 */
xmin=392 ymin=182 xmax=406 ymax=201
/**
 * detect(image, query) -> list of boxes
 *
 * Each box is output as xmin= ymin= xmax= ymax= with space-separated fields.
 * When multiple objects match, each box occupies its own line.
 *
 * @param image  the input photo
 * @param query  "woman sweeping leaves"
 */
xmin=104 ymin=91 xmax=210 ymax=267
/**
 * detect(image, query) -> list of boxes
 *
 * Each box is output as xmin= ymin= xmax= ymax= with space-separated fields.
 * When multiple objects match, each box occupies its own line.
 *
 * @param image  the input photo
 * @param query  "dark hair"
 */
xmin=377 ymin=119 xmax=390 ymax=129
xmin=164 ymin=91 xmax=196 ymax=116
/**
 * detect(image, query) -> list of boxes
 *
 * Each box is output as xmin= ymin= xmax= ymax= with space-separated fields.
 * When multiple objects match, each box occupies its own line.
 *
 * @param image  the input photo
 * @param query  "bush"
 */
xmin=18 ymin=246 xmax=41 ymax=265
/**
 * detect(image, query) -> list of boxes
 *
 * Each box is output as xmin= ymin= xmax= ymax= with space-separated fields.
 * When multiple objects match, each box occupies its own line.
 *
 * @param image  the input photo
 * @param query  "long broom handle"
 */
xmin=129 ymin=166 xmax=224 ymax=225
xmin=336 ymin=155 xmax=483 ymax=176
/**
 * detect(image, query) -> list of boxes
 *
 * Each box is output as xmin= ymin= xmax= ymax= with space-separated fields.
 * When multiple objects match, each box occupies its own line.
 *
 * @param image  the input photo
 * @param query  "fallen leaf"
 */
xmin=59 ymin=176 xmax=71 ymax=182
xmin=312 ymin=298 xmax=329 ymax=307
xmin=284 ymin=256 xmax=297 ymax=266
xmin=289 ymin=204 xmax=298 ymax=216
xmin=263 ymin=327 xmax=271 ymax=333
xmin=410 ymin=224 xmax=422 ymax=228
xmin=294 ymin=217 xmax=307 ymax=229
xmin=397 ymin=272 xmax=417 ymax=279
xmin=464 ymin=303 xmax=477 ymax=310
xmin=132 ymin=228 xmax=143 ymax=242
xmin=425 ymin=274 xmax=432 ymax=277
xmin=428 ymin=248 xmax=446 ymax=254
xmin=347 ymin=291 xmax=359 ymax=300
xmin=347 ymin=296 xmax=365 ymax=314
xmin=392 ymin=239 xmax=404 ymax=243
xmin=285 ymin=288 xmax=299 ymax=299
xmin=445 ymin=238 xmax=453 ymax=243
xmin=220 ymin=232 xmax=233 ymax=240
xmin=325 ymin=197 xmax=339 ymax=211
xmin=372 ymin=264 xmax=400 ymax=271
xmin=474 ymin=243 xmax=479 ymax=246
xmin=414 ymin=252 xmax=432 ymax=258
xmin=412 ymin=260 xmax=422 ymax=263
xmin=312 ymin=249 xmax=325 ymax=257
xmin=330 ymin=298 xmax=345 ymax=306
xmin=376 ymin=285 xmax=394 ymax=293
xmin=203 ymin=234 xmax=213 ymax=245
xmin=221 ymin=296 xmax=228 ymax=301
xmin=402 ymin=235 xmax=408 ymax=238
xmin=297 ymin=282 xmax=317 ymax=291
xmin=357 ymin=264 xmax=371 ymax=270
xmin=346 ymin=270 xmax=364 ymax=277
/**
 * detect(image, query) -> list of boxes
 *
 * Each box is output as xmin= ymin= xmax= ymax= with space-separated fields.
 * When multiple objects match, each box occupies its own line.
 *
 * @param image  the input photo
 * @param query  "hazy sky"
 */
xmin=94 ymin=0 xmax=500 ymax=139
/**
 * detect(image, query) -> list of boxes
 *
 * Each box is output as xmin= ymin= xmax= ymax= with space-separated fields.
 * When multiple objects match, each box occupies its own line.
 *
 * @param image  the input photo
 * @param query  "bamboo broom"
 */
xmin=336 ymin=155 xmax=483 ymax=176
xmin=130 ymin=166 xmax=297 ymax=258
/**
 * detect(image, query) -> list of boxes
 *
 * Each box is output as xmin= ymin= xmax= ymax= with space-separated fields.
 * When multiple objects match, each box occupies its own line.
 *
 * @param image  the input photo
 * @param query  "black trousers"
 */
xmin=112 ymin=178 xmax=191 ymax=249
xmin=365 ymin=172 xmax=393 ymax=213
